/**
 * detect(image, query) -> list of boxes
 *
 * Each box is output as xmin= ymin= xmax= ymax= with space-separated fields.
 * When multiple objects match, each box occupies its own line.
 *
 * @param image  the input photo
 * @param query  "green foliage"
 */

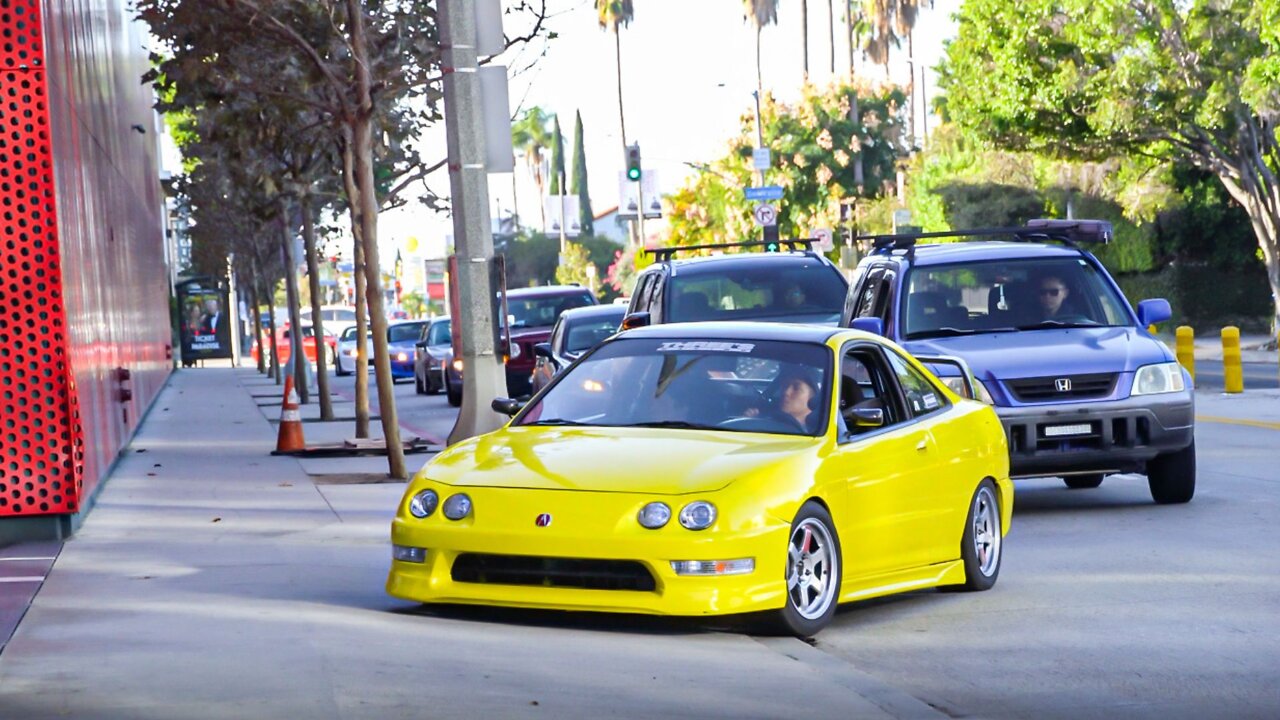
xmin=571 ymin=111 xmax=594 ymax=236
xmin=502 ymin=231 xmax=619 ymax=300
xmin=554 ymin=243 xmax=594 ymax=287
xmin=666 ymin=82 xmax=908 ymax=247
xmin=548 ymin=115 xmax=565 ymax=196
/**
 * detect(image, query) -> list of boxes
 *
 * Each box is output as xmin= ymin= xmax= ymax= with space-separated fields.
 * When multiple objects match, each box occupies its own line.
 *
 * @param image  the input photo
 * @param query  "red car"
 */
xmin=251 ymin=323 xmax=336 ymax=366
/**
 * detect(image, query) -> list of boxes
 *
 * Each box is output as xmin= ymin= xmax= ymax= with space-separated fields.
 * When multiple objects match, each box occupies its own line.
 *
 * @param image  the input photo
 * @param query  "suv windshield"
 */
xmin=507 ymin=292 xmax=594 ymax=329
xmin=902 ymin=257 xmax=1132 ymax=339
xmin=666 ymin=258 xmax=846 ymax=324
xmin=516 ymin=337 xmax=831 ymax=436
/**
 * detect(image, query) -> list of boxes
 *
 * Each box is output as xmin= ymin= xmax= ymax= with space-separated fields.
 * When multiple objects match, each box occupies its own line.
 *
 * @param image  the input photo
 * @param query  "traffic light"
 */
xmin=626 ymin=143 xmax=642 ymax=181
xmin=764 ymin=241 xmax=780 ymax=252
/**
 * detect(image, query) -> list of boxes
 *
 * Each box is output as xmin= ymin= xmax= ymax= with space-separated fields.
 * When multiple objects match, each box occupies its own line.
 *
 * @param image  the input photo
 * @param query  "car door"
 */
xmin=818 ymin=342 xmax=948 ymax=580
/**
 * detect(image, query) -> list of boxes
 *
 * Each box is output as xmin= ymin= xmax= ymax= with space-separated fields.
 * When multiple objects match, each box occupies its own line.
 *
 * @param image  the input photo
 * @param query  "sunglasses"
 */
xmin=1039 ymin=287 xmax=1065 ymax=297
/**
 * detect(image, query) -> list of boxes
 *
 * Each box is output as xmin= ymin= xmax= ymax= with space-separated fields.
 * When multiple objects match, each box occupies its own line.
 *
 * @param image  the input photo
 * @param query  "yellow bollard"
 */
xmin=1175 ymin=325 xmax=1195 ymax=385
xmin=1222 ymin=326 xmax=1243 ymax=393
xmin=1147 ymin=324 xmax=1157 ymax=335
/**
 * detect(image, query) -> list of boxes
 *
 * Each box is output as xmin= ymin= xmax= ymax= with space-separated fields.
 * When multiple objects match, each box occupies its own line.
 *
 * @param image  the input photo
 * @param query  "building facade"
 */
xmin=0 ymin=1 xmax=171 ymax=539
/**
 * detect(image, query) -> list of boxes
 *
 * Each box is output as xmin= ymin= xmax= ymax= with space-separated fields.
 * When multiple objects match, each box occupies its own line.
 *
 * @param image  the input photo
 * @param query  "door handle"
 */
xmin=916 ymin=438 xmax=929 ymax=452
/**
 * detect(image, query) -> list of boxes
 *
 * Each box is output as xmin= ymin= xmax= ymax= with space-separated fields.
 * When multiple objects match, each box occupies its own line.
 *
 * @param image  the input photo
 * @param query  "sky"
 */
xmin=330 ymin=1 xmax=958 ymax=262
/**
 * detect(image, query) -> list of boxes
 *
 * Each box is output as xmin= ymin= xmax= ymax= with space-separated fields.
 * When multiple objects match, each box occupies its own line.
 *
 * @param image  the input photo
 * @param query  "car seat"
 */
xmin=673 ymin=291 xmax=713 ymax=321
xmin=906 ymin=290 xmax=950 ymax=333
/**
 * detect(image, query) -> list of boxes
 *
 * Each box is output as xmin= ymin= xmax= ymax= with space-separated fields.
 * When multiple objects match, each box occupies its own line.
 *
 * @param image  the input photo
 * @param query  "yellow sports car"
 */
xmin=387 ymin=322 xmax=1012 ymax=636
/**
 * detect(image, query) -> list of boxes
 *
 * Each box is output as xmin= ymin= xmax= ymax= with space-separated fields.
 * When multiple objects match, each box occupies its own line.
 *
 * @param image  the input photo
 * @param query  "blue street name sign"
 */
xmin=744 ymin=185 xmax=784 ymax=202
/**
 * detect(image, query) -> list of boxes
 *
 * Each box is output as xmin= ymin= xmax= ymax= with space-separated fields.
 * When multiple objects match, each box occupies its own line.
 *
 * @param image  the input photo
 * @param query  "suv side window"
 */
xmin=850 ymin=266 xmax=886 ymax=320
xmin=631 ymin=273 xmax=656 ymax=314
xmin=884 ymin=350 xmax=947 ymax=418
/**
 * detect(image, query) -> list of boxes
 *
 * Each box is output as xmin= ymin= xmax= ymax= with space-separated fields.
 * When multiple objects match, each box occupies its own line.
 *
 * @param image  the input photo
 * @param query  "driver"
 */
xmin=745 ymin=365 xmax=822 ymax=433
xmin=1036 ymin=274 xmax=1071 ymax=319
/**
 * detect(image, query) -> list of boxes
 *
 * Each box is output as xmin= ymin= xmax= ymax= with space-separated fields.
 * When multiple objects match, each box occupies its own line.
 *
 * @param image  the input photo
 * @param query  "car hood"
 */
xmin=423 ymin=426 xmax=818 ymax=495
xmin=903 ymin=326 xmax=1173 ymax=380
xmin=508 ymin=327 xmax=553 ymax=342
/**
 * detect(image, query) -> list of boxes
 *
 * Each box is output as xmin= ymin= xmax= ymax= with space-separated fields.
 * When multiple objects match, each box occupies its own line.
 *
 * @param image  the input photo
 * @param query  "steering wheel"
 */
xmin=717 ymin=414 xmax=805 ymax=433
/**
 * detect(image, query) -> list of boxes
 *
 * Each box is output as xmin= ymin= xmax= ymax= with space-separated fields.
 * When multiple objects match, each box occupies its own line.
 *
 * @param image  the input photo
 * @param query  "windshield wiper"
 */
xmin=523 ymin=418 xmax=593 ymax=427
xmin=1016 ymin=320 xmax=1099 ymax=330
xmin=907 ymin=326 xmax=1020 ymax=339
xmin=619 ymin=420 xmax=721 ymax=430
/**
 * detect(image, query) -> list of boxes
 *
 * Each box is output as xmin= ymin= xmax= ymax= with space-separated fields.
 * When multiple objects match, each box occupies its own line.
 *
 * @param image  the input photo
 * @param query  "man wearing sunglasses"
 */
xmin=1037 ymin=274 xmax=1072 ymax=319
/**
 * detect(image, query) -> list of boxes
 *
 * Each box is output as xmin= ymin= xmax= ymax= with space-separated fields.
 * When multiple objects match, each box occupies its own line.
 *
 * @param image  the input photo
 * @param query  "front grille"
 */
xmin=1005 ymin=373 xmax=1116 ymax=402
xmin=451 ymin=554 xmax=657 ymax=592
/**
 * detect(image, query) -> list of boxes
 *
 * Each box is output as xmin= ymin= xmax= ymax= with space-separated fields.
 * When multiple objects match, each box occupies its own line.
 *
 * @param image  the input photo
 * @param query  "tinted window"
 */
xmin=340 ymin=327 xmax=359 ymax=342
xmin=564 ymin=314 xmax=623 ymax=354
xmin=427 ymin=320 xmax=451 ymax=346
xmin=388 ymin=323 xmax=427 ymax=343
xmin=666 ymin=258 xmax=847 ymax=324
xmin=507 ymin=292 xmax=594 ymax=329
xmin=517 ymin=337 xmax=832 ymax=436
xmin=902 ymin=258 xmax=1131 ymax=338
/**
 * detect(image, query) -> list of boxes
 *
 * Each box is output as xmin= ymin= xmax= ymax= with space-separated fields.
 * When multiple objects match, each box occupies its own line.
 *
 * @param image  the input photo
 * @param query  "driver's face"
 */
xmin=780 ymin=378 xmax=815 ymax=419
xmin=1038 ymin=278 xmax=1068 ymax=316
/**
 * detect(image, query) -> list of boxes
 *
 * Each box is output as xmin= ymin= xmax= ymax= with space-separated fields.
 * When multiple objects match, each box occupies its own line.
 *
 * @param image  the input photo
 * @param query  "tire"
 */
xmin=335 ymin=357 xmax=349 ymax=377
xmin=957 ymin=480 xmax=1002 ymax=592
xmin=1148 ymin=440 xmax=1195 ymax=504
xmin=414 ymin=373 xmax=426 ymax=395
xmin=775 ymin=500 xmax=842 ymax=638
xmin=426 ymin=375 xmax=442 ymax=396
xmin=1063 ymin=474 xmax=1104 ymax=489
xmin=446 ymin=374 xmax=462 ymax=408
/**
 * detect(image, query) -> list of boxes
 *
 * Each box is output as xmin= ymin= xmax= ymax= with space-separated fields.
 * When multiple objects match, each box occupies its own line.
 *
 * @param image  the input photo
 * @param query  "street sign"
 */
xmin=544 ymin=195 xmax=581 ymax=236
xmin=753 ymin=203 xmax=778 ymax=227
xmin=812 ymin=228 xmax=834 ymax=252
xmin=744 ymin=185 xmax=784 ymax=202
xmin=618 ymin=170 xmax=661 ymax=219
xmin=752 ymin=147 xmax=771 ymax=171
xmin=892 ymin=209 xmax=912 ymax=232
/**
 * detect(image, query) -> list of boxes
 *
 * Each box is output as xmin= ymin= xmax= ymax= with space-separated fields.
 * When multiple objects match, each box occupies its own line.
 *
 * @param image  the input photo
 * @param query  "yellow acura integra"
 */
xmin=388 ymin=323 xmax=1011 ymax=636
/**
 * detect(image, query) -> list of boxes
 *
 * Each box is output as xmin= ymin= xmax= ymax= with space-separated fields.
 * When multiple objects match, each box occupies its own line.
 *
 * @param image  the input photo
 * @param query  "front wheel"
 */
xmin=957 ymin=480 xmax=1002 ymax=591
xmin=414 ymin=373 xmax=426 ymax=395
xmin=1148 ymin=441 xmax=1195 ymax=504
xmin=446 ymin=374 xmax=462 ymax=408
xmin=775 ymin=501 xmax=842 ymax=638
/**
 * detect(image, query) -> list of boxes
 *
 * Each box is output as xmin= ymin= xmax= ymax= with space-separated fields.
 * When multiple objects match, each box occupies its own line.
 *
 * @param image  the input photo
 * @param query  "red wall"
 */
xmin=0 ymin=0 xmax=170 ymax=519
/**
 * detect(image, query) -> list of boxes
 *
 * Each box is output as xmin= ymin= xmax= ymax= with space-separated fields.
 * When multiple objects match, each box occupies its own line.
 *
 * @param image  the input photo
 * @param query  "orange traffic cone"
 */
xmin=276 ymin=377 xmax=306 ymax=453
xmin=280 ymin=373 xmax=295 ymax=410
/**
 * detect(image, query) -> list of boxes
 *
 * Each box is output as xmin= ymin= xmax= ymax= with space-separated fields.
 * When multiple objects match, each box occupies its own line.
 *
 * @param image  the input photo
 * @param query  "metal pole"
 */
xmin=559 ymin=169 xmax=567 ymax=254
xmin=441 ymin=0 xmax=508 ymax=445
xmin=753 ymin=90 xmax=766 ymax=187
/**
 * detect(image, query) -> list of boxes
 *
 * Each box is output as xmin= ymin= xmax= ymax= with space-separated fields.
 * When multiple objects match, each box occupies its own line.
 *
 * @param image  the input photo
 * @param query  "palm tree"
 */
xmin=743 ymin=0 xmax=779 ymax=96
xmin=801 ymin=0 xmax=810 ymax=82
xmin=595 ymin=0 xmax=634 ymax=156
xmin=511 ymin=106 xmax=553 ymax=230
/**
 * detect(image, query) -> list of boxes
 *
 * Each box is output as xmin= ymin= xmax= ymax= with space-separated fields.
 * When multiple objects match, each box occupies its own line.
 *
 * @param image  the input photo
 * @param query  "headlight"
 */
xmin=451 ymin=358 xmax=463 ymax=372
xmin=940 ymin=376 xmax=971 ymax=399
xmin=396 ymin=351 xmax=409 ymax=362
xmin=408 ymin=489 xmax=438 ymax=518
xmin=678 ymin=501 xmax=717 ymax=530
xmin=1132 ymin=362 xmax=1186 ymax=396
xmin=637 ymin=502 xmax=671 ymax=529
xmin=442 ymin=493 xmax=472 ymax=520
xmin=508 ymin=342 xmax=522 ymax=360
xmin=972 ymin=379 xmax=995 ymax=404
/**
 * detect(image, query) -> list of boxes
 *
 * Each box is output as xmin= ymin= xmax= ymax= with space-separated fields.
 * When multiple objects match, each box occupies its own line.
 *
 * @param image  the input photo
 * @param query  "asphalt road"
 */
xmin=1192 ymin=360 xmax=1279 ymax=390
xmin=322 ymin=370 xmax=1280 ymax=719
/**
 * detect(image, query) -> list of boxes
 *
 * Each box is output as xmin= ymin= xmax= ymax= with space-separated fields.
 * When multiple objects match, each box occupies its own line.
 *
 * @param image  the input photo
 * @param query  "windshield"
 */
xmin=427 ymin=320 xmax=451 ymax=346
xmin=388 ymin=323 xmax=427 ymax=343
xmin=564 ymin=312 xmax=624 ymax=354
xmin=507 ymin=292 xmax=594 ymax=329
xmin=902 ymin=257 xmax=1133 ymax=339
xmin=516 ymin=337 xmax=832 ymax=436
xmin=666 ymin=258 xmax=846 ymax=324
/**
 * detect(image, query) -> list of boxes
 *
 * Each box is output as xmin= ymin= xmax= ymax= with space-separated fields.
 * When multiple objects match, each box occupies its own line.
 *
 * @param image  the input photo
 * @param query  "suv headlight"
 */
xmin=939 ymin=376 xmax=994 ymax=404
xmin=1132 ymin=362 xmax=1186 ymax=396
xmin=508 ymin=342 xmax=522 ymax=360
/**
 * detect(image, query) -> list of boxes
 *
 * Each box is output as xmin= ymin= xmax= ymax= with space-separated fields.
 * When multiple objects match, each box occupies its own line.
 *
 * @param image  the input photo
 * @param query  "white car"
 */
xmin=333 ymin=326 xmax=373 ymax=376
xmin=302 ymin=305 xmax=361 ymax=339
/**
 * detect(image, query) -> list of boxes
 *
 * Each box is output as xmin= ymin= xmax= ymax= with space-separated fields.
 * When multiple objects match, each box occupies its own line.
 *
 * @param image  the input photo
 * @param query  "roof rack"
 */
xmin=853 ymin=219 xmax=1113 ymax=258
xmin=645 ymin=239 xmax=815 ymax=262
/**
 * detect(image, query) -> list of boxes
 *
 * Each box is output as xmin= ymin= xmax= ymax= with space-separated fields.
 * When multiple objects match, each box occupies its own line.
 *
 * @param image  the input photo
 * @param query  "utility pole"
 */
xmin=442 ymin=0 xmax=508 ymax=445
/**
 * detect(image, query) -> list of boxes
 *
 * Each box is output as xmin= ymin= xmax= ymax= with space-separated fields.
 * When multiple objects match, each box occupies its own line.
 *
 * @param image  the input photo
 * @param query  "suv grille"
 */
xmin=1005 ymin=373 xmax=1116 ymax=402
xmin=451 ymin=554 xmax=657 ymax=592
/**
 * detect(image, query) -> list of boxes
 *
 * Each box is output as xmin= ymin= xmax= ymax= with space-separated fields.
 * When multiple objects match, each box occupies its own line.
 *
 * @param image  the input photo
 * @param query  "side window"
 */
xmin=872 ymin=270 xmax=897 ymax=327
xmin=549 ymin=318 xmax=566 ymax=355
xmin=631 ymin=274 xmax=655 ymax=314
xmin=884 ymin=350 xmax=947 ymax=418
xmin=853 ymin=267 xmax=885 ymax=319
xmin=649 ymin=275 xmax=666 ymax=322
xmin=838 ymin=345 xmax=907 ymax=437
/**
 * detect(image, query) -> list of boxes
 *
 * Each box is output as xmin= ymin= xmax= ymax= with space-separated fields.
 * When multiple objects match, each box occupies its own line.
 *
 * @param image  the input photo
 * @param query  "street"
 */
xmin=1192 ymin=360 xmax=1279 ymax=390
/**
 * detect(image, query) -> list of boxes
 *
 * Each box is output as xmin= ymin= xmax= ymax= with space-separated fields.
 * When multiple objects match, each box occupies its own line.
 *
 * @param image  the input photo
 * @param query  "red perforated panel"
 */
xmin=0 ymin=0 xmax=43 ymax=69
xmin=0 ymin=65 xmax=76 ymax=515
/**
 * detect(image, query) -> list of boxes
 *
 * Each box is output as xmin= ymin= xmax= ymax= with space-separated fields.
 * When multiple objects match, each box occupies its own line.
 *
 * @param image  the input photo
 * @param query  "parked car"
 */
xmin=444 ymin=285 xmax=598 ymax=406
xmin=251 ymin=322 xmax=336 ymax=368
xmin=301 ymin=305 xmax=361 ymax=339
xmin=530 ymin=304 xmax=626 ymax=394
xmin=623 ymin=240 xmax=848 ymax=330
xmin=842 ymin=219 xmax=1195 ymax=504
xmin=333 ymin=325 xmax=372 ymax=376
xmin=414 ymin=317 xmax=452 ymax=395
xmin=388 ymin=321 xmax=1012 ymax=636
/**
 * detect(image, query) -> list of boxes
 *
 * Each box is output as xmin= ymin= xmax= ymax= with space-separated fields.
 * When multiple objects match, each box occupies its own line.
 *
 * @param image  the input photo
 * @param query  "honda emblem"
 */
xmin=1055 ymin=378 xmax=1072 ymax=392
xmin=535 ymin=513 xmax=552 ymax=527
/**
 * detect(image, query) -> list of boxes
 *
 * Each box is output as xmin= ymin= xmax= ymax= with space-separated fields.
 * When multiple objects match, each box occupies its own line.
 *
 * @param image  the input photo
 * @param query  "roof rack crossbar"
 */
xmin=645 ymin=239 xmax=814 ymax=262
xmin=854 ymin=219 xmax=1112 ymax=254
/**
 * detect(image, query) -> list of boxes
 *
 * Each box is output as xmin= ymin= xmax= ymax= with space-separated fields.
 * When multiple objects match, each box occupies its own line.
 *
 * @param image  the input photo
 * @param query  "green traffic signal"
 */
xmin=627 ymin=167 xmax=641 ymax=181
xmin=626 ymin=143 xmax=642 ymax=182
xmin=764 ymin=242 xmax=779 ymax=252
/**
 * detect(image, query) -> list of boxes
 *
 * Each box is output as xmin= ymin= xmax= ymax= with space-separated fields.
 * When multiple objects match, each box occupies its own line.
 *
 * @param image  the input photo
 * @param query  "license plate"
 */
xmin=1043 ymin=423 xmax=1092 ymax=438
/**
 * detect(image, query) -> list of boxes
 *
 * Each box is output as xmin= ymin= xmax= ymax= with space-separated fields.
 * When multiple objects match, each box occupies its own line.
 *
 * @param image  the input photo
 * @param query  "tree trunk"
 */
xmin=347 ymin=0 xmax=406 ymax=479
xmin=265 ymin=269 xmax=281 ymax=384
xmin=280 ymin=201 xmax=309 ymax=404
xmin=614 ymin=29 xmax=628 ymax=151
xmin=828 ymin=0 xmax=835 ymax=75
xmin=302 ymin=193 xmax=333 ymax=421
xmin=801 ymin=0 xmax=809 ymax=82
xmin=343 ymin=138 xmax=371 ymax=439
xmin=756 ymin=27 xmax=763 ymax=97
xmin=846 ymin=0 xmax=855 ymax=78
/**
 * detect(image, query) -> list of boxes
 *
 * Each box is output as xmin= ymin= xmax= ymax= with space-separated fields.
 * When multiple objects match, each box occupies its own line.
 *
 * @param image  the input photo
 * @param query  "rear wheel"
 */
xmin=1148 ymin=441 xmax=1195 ymax=504
xmin=957 ymin=480 xmax=1002 ymax=591
xmin=1063 ymin=474 xmax=1104 ymax=489
xmin=775 ymin=501 xmax=842 ymax=638
xmin=446 ymin=373 xmax=462 ymax=408
xmin=334 ymin=356 xmax=349 ymax=376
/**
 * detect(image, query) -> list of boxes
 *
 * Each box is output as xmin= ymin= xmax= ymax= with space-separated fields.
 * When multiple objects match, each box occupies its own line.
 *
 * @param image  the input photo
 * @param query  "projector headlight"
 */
xmin=678 ymin=501 xmax=717 ymax=530
xmin=1132 ymin=362 xmax=1186 ymax=396
xmin=442 ymin=493 xmax=472 ymax=520
xmin=637 ymin=502 xmax=671 ymax=529
xmin=408 ymin=489 xmax=438 ymax=518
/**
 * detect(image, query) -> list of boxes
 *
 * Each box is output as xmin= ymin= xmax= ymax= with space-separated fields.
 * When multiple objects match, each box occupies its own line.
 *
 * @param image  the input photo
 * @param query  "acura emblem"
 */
xmin=535 ymin=513 xmax=552 ymax=527
xmin=1055 ymin=378 xmax=1072 ymax=392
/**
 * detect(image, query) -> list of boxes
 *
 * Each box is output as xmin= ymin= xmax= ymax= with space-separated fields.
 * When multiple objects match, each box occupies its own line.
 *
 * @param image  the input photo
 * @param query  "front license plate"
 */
xmin=1043 ymin=423 xmax=1092 ymax=438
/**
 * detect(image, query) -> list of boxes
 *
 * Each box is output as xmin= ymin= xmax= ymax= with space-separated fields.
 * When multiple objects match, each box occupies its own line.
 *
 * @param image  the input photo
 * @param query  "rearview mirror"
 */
xmin=491 ymin=397 xmax=524 ymax=416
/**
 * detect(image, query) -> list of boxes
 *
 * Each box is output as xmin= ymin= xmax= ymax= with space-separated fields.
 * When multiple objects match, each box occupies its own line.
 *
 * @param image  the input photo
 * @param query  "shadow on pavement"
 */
xmin=396 ymin=602 xmax=724 ymax=637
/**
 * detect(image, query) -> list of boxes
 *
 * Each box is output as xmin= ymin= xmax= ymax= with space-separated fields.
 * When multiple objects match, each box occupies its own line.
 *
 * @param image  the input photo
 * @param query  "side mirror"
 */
xmin=850 ymin=407 xmax=884 ymax=428
xmin=851 ymin=317 xmax=884 ymax=337
xmin=533 ymin=342 xmax=554 ymax=360
xmin=415 ymin=340 xmax=429 ymax=349
xmin=491 ymin=397 xmax=524 ymax=416
xmin=1136 ymin=298 xmax=1171 ymax=327
xmin=621 ymin=312 xmax=651 ymax=330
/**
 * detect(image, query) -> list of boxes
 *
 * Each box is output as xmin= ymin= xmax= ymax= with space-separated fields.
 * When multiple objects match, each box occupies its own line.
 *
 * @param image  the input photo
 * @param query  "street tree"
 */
xmin=571 ymin=110 xmax=595 ymax=235
xmin=548 ymin=114 xmax=566 ymax=196
xmin=743 ymin=0 xmax=780 ymax=95
xmin=511 ymin=106 xmax=554 ymax=230
xmin=595 ymin=0 xmax=635 ymax=154
xmin=939 ymin=0 xmax=1280 ymax=332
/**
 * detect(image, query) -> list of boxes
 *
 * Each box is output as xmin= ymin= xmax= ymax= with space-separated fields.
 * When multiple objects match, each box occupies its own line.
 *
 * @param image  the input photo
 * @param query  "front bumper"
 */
xmin=386 ymin=486 xmax=790 ymax=617
xmin=997 ymin=391 xmax=1194 ymax=477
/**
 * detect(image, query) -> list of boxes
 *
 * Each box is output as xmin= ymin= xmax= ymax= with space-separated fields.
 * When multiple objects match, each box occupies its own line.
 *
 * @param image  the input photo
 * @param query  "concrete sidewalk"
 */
xmin=0 ymin=368 xmax=946 ymax=720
